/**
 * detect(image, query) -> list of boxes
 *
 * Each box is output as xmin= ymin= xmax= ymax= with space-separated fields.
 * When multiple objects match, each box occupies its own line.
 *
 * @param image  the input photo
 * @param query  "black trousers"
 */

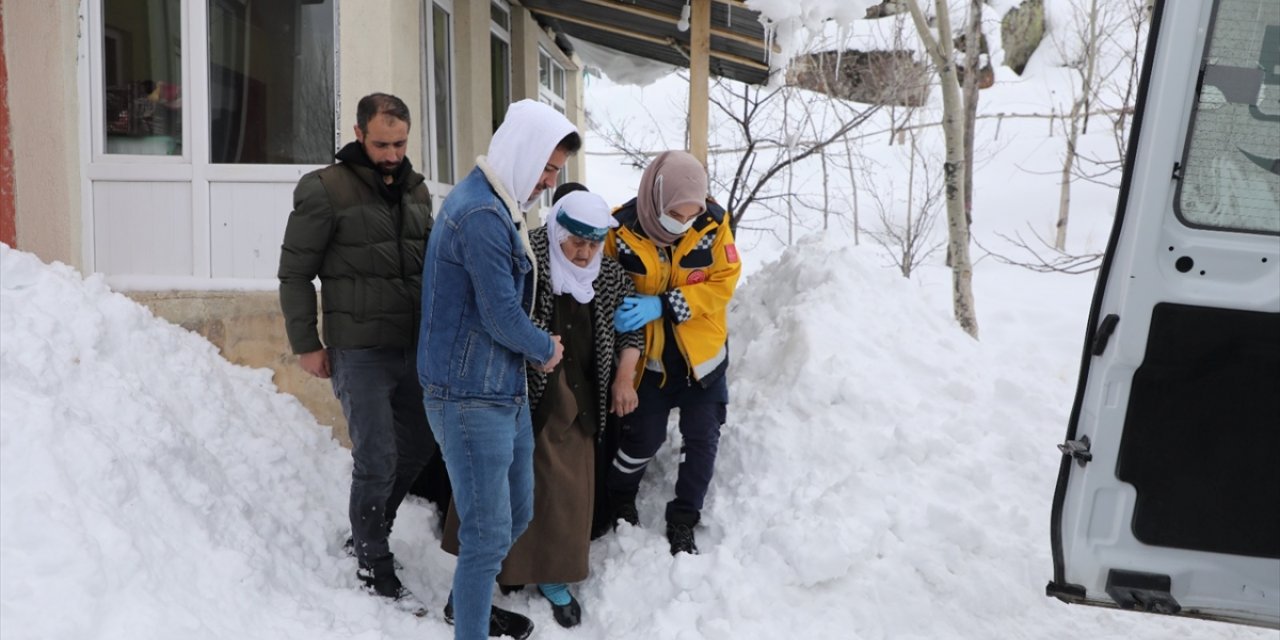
xmin=605 ymin=369 xmax=727 ymax=526
xmin=330 ymin=347 xmax=436 ymax=575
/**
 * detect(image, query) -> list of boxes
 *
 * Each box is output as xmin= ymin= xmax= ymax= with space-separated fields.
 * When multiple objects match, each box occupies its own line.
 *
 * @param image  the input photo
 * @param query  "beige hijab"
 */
xmin=635 ymin=150 xmax=708 ymax=247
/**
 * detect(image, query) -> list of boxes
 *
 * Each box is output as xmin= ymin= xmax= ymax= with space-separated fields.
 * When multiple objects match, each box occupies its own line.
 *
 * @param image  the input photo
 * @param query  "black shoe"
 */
xmin=666 ymin=522 xmax=699 ymax=555
xmin=443 ymin=600 xmax=535 ymax=639
xmin=613 ymin=499 xmax=639 ymax=528
xmin=343 ymin=536 xmax=404 ymax=571
xmin=499 ymin=584 xmax=525 ymax=595
xmin=544 ymin=593 xmax=582 ymax=628
xmin=356 ymin=567 xmax=426 ymax=617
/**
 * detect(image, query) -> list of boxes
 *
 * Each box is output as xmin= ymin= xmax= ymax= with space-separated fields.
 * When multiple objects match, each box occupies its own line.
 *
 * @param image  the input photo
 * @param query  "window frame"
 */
xmin=536 ymin=46 xmax=570 ymax=208
xmin=80 ymin=0 xmax=340 ymax=282
xmin=1172 ymin=0 xmax=1280 ymax=236
xmin=537 ymin=46 xmax=567 ymax=114
xmin=421 ymin=0 xmax=456 ymax=192
xmin=489 ymin=0 xmax=512 ymax=133
xmin=89 ymin=0 xmax=190 ymax=164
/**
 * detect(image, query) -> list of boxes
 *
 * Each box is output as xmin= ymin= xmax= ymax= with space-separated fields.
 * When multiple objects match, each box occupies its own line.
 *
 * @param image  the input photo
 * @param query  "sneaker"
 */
xmin=356 ymin=567 xmax=426 ymax=617
xmin=343 ymin=536 xmax=404 ymax=571
xmin=666 ymin=522 xmax=699 ymax=556
xmin=443 ymin=600 xmax=534 ymax=639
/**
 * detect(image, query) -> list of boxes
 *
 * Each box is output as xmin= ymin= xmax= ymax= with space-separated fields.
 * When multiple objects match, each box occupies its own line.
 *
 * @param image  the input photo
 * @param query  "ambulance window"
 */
xmin=1176 ymin=0 xmax=1280 ymax=234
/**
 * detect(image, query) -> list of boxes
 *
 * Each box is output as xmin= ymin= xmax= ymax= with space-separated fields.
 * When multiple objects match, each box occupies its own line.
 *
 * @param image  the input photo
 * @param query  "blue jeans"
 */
xmin=426 ymin=399 xmax=534 ymax=640
xmin=330 ymin=347 xmax=435 ymax=576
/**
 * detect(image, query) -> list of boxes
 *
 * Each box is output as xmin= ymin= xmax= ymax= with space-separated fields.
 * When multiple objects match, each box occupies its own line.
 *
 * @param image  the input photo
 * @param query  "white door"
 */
xmin=1049 ymin=0 xmax=1280 ymax=629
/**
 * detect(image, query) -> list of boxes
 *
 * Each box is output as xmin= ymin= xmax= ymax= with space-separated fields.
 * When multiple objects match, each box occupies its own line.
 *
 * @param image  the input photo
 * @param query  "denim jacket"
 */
xmin=417 ymin=167 xmax=554 ymax=404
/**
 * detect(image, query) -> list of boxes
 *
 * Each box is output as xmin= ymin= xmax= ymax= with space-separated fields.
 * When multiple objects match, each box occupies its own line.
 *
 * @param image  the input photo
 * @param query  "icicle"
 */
xmin=764 ymin=23 xmax=775 ymax=68
xmin=835 ymin=24 xmax=845 ymax=72
xmin=727 ymin=2 xmax=732 ymax=28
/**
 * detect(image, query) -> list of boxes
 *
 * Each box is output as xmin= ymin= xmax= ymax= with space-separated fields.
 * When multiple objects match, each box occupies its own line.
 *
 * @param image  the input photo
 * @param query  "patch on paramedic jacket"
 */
xmin=615 ymin=235 xmax=647 ymax=274
xmin=686 ymin=270 xmax=707 ymax=285
xmin=679 ymin=248 xmax=713 ymax=269
xmin=617 ymin=251 xmax=647 ymax=275
xmin=724 ymin=243 xmax=739 ymax=264
xmin=665 ymin=289 xmax=693 ymax=323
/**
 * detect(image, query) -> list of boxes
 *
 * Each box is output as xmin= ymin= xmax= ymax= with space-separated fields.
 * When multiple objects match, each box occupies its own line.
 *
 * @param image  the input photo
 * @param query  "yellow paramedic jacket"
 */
xmin=606 ymin=197 xmax=742 ymax=384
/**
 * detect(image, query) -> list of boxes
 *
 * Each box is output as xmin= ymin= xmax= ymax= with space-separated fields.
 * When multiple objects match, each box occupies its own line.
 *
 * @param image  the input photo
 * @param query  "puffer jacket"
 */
xmin=606 ymin=198 xmax=741 ymax=383
xmin=278 ymin=143 xmax=432 ymax=354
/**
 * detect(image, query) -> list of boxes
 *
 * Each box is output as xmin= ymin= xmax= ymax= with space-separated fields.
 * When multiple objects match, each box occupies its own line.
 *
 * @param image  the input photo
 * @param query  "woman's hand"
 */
xmin=611 ymin=375 xmax=639 ymax=416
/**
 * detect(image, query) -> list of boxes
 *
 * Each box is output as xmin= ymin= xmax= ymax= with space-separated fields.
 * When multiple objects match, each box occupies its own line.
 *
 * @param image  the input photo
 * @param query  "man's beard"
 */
xmin=378 ymin=161 xmax=401 ymax=175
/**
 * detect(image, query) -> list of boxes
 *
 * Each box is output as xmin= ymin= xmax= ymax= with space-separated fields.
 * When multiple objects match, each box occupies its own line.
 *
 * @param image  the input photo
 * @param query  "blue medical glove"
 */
xmin=614 ymin=295 xmax=662 ymax=333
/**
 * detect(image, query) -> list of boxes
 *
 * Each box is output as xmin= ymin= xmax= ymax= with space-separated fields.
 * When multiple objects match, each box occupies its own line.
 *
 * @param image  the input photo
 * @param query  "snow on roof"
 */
xmin=746 ymin=0 xmax=881 ymax=74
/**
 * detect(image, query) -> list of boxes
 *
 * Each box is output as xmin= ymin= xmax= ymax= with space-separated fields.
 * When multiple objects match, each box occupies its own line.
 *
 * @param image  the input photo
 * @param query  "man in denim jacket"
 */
xmin=418 ymin=100 xmax=579 ymax=640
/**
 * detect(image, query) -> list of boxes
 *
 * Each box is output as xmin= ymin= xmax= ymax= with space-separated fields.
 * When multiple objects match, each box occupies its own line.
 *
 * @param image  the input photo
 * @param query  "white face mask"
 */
xmin=659 ymin=212 xmax=696 ymax=236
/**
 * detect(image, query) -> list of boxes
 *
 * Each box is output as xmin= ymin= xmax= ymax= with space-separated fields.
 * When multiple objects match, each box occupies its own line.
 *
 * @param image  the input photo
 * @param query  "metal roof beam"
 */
xmin=577 ymin=0 xmax=776 ymax=53
xmin=529 ymin=7 xmax=770 ymax=72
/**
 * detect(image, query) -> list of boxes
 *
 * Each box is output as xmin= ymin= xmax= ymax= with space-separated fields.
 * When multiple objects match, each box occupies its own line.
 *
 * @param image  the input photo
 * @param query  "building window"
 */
xmin=538 ymin=48 xmax=566 ymax=114
xmin=538 ymin=48 xmax=570 ymax=206
xmin=102 ymin=0 xmax=183 ymax=156
xmin=207 ymin=0 xmax=335 ymax=164
xmin=424 ymin=1 xmax=455 ymax=184
xmin=490 ymin=1 xmax=511 ymax=133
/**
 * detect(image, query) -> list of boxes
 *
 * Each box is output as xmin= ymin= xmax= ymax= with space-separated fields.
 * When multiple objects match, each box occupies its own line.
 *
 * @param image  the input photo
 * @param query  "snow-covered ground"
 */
xmin=2 ymin=2 xmax=1276 ymax=639
xmin=0 ymin=243 xmax=1271 ymax=639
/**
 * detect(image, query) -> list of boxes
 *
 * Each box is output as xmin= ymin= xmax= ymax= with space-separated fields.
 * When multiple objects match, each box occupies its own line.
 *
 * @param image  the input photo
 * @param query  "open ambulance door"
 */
xmin=1047 ymin=0 xmax=1280 ymax=629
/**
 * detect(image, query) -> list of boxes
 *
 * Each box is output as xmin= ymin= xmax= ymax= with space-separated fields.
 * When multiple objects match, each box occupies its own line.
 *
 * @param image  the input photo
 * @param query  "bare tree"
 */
xmin=1071 ymin=0 xmax=1150 ymax=188
xmin=1051 ymin=0 xmax=1138 ymax=250
xmin=864 ymin=132 xmax=947 ymax=277
xmin=709 ymin=80 xmax=880 ymax=232
xmin=905 ymin=0 xmax=980 ymax=338
xmin=977 ymin=226 xmax=1104 ymax=274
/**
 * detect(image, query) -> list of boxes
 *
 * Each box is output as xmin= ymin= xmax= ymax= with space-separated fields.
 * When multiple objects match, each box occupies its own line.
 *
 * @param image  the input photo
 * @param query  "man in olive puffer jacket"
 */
xmin=278 ymin=93 xmax=436 ymax=613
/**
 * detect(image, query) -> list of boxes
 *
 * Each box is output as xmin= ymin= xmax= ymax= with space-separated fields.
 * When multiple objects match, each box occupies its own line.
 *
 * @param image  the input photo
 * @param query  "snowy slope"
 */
xmin=2 ymin=239 xmax=1272 ymax=639
xmin=1 ymin=1 xmax=1273 ymax=637
xmin=0 ymin=246 xmax=431 ymax=640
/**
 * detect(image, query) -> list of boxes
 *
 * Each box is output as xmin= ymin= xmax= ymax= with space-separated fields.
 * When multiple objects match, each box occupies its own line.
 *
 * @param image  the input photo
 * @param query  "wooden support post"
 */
xmin=689 ymin=0 xmax=710 ymax=168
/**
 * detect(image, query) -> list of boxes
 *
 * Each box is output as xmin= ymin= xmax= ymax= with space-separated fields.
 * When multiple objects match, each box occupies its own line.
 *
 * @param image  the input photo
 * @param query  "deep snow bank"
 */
xmin=0 ymin=246 xmax=424 ymax=639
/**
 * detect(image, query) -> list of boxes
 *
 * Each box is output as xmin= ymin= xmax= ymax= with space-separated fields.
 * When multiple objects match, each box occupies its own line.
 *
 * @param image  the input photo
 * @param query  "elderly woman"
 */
xmin=443 ymin=188 xmax=642 ymax=628
xmin=604 ymin=150 xmax=742 ymax=556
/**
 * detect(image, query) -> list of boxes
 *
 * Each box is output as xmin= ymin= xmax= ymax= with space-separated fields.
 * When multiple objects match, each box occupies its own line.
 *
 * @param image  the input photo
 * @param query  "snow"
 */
xmin=569 ymin=35 xmax=679 ymax=88
xmin=2 ymin=4 xmax=1276 ymax=639
xmin=744 ymin=0 xmax=881 ymax=74
xmin=0 ymin=240 xmax=1270 ymax=639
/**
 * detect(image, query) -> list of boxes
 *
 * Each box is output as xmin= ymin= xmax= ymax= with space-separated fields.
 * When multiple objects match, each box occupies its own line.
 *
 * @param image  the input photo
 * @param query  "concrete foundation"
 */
xmin=126 ymin=290 xmax=352 ymax=448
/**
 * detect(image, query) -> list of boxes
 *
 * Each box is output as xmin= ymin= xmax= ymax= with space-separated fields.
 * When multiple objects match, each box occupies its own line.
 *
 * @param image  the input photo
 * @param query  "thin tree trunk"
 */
xmin=822 ymin=148 xmax=830 ymax=231
xmin=962 ymin=0 xmax=981 ymax=239
xmin=785 ymin=90 xmax=793 ymax=246
xmin=844 ymin=136 xmax=860 ymax=245
xmin=1056 ymin=106 xmax=1081 ymax=250
xmin=907 ymin=0 xmax=979 ymax=338
xmin=1081 ymin=0 xmax=1102 ymax=134
xmin=1056 ymin=0 xmax=1101 ymax=250
xmin=905 ymin=133 xmax=917 ymax=277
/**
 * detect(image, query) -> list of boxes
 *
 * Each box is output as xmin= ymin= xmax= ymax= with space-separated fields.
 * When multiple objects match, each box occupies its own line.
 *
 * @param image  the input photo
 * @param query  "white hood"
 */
xmin=484 ymin=99 xmax=577 ymax=212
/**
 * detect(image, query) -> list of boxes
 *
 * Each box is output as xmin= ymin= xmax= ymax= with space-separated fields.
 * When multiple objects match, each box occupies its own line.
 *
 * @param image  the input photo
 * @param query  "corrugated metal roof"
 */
xmin=521 ymin=0 xmax=775 ymax=85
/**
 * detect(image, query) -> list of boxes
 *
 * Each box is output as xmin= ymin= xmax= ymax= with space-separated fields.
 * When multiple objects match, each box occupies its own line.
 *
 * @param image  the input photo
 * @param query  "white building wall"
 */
xmin=4 ymin=0 xmax=83 ymax=270
xmin=337 ymin=0 xmax=425 ymax=159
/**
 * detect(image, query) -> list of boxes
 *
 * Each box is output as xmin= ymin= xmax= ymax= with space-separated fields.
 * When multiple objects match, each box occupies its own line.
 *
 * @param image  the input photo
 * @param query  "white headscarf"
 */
xmin=483 ymin=99 xmax=578 ymax=212
xmin=547 ymin=190 xmax=616 ymax=304
xmin=476 ymin=99 xmax=578 ymax=310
